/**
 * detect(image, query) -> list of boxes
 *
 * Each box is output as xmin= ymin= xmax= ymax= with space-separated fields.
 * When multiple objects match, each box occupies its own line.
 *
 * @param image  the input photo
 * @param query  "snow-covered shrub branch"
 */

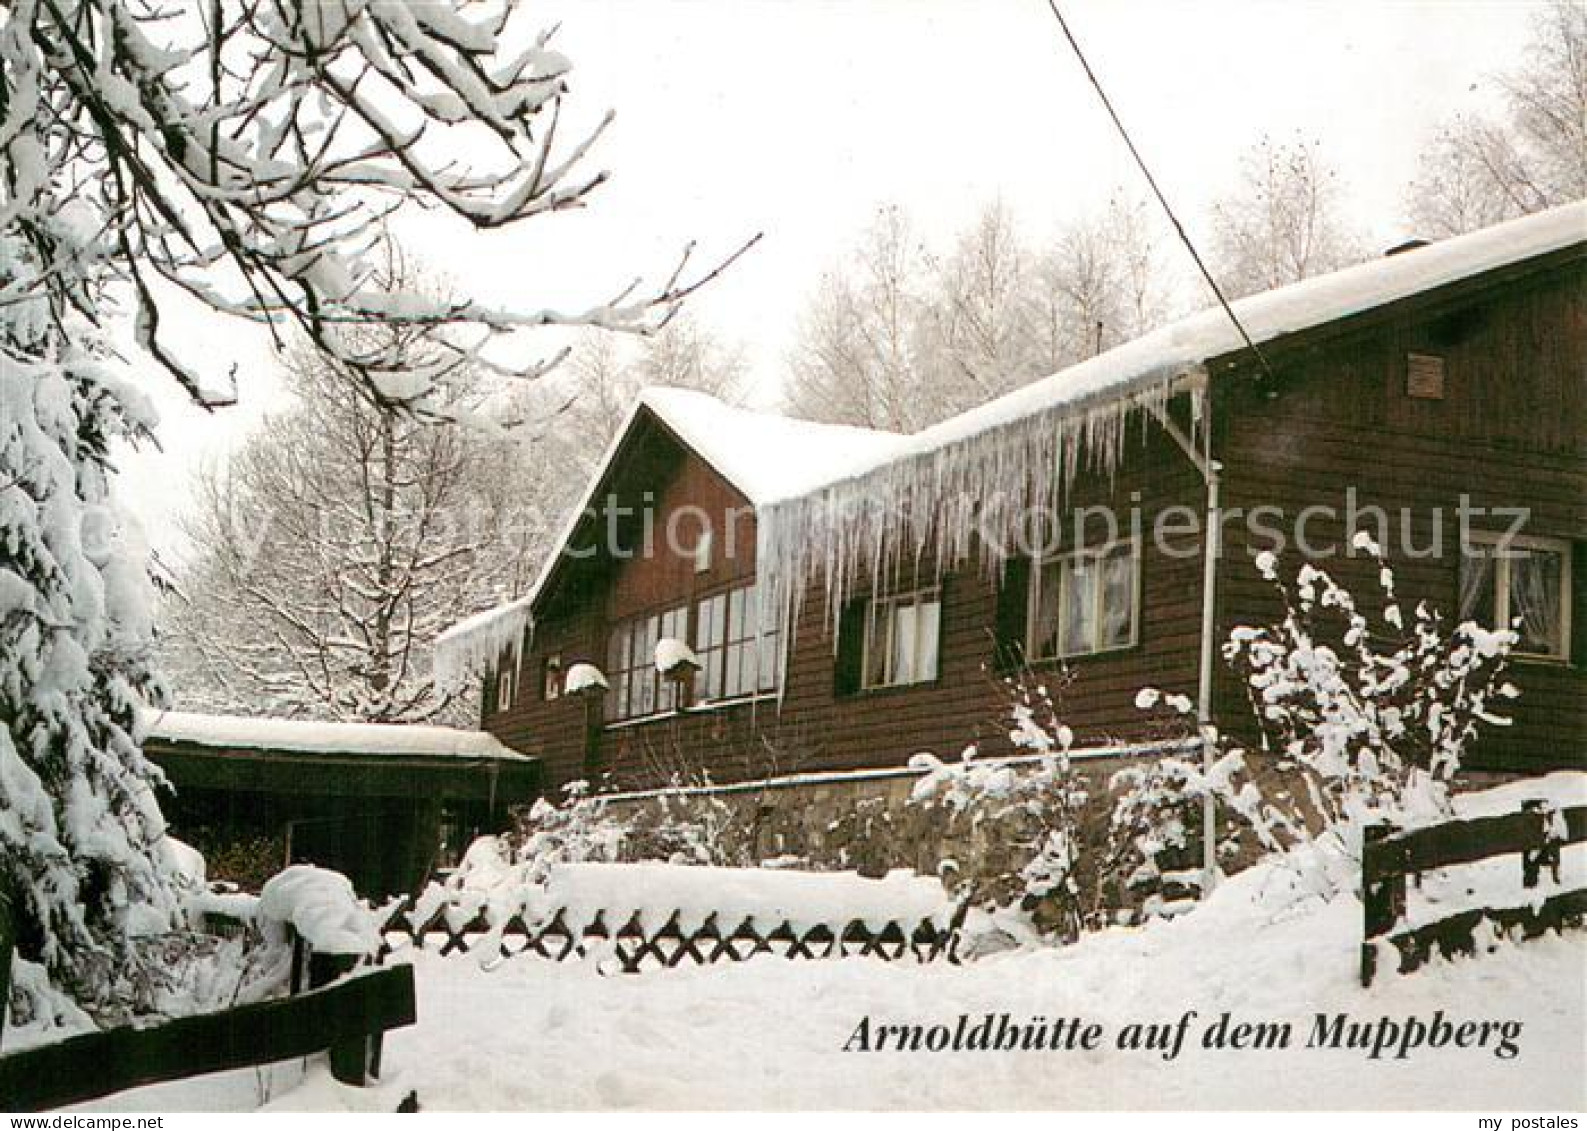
xmin=1225 ymin=536 xmax=1519 ymax=834
xmin=1 ymin=0 xmax=756 ymax=406
xmin=907 ymin=672 xmax=1115 ymax=943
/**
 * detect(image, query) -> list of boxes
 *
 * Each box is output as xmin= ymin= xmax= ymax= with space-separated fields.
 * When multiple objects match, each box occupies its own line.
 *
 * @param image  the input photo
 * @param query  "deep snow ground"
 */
xmin=68 ymin=774 xmax=1587 ymax=1112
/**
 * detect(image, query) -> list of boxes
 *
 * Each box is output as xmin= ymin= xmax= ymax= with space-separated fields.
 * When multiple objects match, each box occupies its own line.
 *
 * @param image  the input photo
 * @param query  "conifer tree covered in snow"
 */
xmin=0 ymin=0 xmax=743 ymax=1011
xmin=0 ymin=266 xmax=181 ymax=1012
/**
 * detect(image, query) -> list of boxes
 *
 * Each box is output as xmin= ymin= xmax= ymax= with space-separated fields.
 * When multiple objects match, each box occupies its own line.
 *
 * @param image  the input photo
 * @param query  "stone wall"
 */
xmin=587 ymin=748 xmax=1204 ymax=931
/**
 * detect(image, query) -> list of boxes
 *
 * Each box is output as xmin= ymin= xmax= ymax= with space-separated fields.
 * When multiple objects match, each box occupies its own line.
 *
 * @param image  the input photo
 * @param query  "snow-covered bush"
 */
xmin=1108 ymin=692 xmax=1296 ymax=918
xmin=1225 ymin=537 xmax=1518 ymax=836
xmin=506 ymin=782 xmax=629 ymax=887
xmin=474 ymin=778 xmax=751 ymax=895
xmin=907 ymin=673 xmax=1105 ymax=942
xmin=1111 ymin=538 xmax=1522 ymax=909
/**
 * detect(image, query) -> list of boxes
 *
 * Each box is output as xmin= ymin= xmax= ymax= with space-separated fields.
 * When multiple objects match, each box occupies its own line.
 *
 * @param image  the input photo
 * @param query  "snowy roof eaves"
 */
xmin=142 ymin=709 xmax=536 ymax=762
xmin=773 ymin=200 xmax=1587 ymax=504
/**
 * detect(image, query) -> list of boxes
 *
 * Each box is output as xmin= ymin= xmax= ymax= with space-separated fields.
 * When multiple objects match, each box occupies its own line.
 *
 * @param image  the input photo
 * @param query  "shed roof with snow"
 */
xmin=143 ymin=709 xmax=540 ymax=802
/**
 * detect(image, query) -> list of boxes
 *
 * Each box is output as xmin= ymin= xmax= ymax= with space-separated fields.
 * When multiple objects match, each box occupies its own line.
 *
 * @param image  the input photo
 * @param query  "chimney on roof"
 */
xmin=1383 ymin=238 xmax=1430 ymax=257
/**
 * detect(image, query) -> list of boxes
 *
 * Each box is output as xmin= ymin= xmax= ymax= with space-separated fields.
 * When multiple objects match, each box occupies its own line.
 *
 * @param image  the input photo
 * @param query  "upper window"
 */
xmin=1027 ymin=539 xmax=1139 ymax=661
xmin=694 ymin=582 xmax=780 ymax=703
xmin=606 ymin=585 xmax=779 ymax=723
xmin=1459 ymin=535 xmax=1572 ymax=661
xmin=542 ymin=653 xmax=563 ymax=701
xmin=862 ymin=588 xmax=942 ymax=689
xmin=607 ymin=605 xmax=688 ymax=722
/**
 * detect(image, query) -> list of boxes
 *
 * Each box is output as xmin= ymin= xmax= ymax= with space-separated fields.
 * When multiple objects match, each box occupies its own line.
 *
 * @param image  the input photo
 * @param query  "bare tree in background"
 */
xmin=786 ymin=197 xmax=1173 ymax=431
xmin=917 ymin=200 xmax=1042 ymax=409
xmin=163 ymin=342 xmax=562 ymax=725
xmin=561 ymin=311 xmax=748 ymax=454
xmin=1031 ymin=196 xmax=1170 ymax=370
xmin=0 ymin=0 xmax=749 ymax=1009
xmin=1209 ymin=135 xmax=1364 ymax=299
xmin=784 ymin=204 xmax=929 ymax=431
xmin=1408 ymin=1 xmax=1587 ymax=236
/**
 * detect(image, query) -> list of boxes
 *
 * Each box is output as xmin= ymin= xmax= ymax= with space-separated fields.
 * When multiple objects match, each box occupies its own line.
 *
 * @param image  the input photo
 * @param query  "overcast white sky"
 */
xmin=120 ymin=0 xmax=1543 ymax=558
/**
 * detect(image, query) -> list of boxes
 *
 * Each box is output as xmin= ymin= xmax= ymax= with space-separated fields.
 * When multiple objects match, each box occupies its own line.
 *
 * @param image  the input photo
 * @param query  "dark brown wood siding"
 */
xmin=1213 ymin=259 xmax=1586 ymax=774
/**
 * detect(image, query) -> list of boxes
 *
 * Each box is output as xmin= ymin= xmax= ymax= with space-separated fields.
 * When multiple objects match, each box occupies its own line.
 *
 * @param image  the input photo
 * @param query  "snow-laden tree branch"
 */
xmin=0 ymin=0 xmax=753 ymax=1014
xmin=1 ymin=0 xmax=758 ymax=407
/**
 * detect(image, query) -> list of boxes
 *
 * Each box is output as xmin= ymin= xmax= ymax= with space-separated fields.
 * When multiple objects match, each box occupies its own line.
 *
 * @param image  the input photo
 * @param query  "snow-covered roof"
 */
xmin=142 ymin=709 xmax=535 ymax=762
xmin=638 ymin=387 xmax=906 ymax=505
xmin=433 ymin=389 xmax=902 ymax=687
xmin=753 ymin=202 xmax=1587 ymax=623
xmin=437 ymin=203 xmax=1586 ymax=688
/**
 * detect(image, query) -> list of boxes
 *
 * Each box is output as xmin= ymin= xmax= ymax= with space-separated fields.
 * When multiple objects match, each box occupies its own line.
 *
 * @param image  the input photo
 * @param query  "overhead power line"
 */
xmin=1041 ymin=0 xmax=1278 ymax=382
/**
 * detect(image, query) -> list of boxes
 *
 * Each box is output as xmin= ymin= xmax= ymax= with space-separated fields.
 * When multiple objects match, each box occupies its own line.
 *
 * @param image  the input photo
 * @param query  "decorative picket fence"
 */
xmin=378 ymin=862 xmax=968 ymax=973
xmin=1361 ymin=798 xmax=1587 ymax=986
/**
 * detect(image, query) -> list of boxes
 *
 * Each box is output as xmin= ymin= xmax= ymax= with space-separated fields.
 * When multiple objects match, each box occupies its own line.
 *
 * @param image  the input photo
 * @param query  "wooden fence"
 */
xmin=1361 ymin=799 xmax=1587 ymax=986
xmin=0 ymin=891 xmax=416 ymax=1112
xmin=377 ymin=896 xmax=967 ymax=973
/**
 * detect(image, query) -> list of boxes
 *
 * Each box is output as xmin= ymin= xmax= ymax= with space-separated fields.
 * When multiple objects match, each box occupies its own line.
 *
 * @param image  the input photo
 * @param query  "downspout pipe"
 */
xmin=1146 ymin=374 xmax=1221 ymax=896
xmin=1197 ymin=456 xmax=1222 ymax=894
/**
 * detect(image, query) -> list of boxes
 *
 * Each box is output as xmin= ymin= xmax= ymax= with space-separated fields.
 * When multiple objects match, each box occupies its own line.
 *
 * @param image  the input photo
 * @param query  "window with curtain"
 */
xmin=1028 ymin=539 xmax=1139 ymax=661
xmin=1458 ymin=536 xmax=1571 ymax=659
xmin=495 ymin=664 xmax=514 ymax=713
xmin=862 ymin=587 xmax=942 ymax=689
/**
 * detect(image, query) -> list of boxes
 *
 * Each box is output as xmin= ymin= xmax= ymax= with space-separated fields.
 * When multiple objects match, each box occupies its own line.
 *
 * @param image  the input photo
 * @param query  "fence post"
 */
xmin=1520 ymin=800 xmax=1561 ymax=889
xmin=304 ymin=947 xmax=381 ymax=1086
xmin=0 ymin=885 xmax=14 ymax=1054
xmin=1360 ymin=820 xmax=1404 ymax=987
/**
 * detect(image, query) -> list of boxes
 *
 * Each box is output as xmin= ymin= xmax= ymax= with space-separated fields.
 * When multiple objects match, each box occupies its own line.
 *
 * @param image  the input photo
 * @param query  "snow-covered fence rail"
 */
xmin=0 ymin=965 xmax=415 ymax=1112
xmin=1361 ymin=800 xmax=1587 ymax=986
xmin=0 ymin=867 xmax=415 ymax=1112
xmin=379 ymin=863 xmax=968 ymax=973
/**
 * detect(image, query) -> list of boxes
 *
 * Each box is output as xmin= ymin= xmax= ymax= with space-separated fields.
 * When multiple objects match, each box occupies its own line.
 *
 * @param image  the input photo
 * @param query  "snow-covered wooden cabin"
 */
xmin=439 ymin=203 xmax=1585 ymax=792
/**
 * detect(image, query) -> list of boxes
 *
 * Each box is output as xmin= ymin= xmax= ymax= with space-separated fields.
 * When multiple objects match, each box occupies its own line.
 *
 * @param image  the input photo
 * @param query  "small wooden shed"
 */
xmin=143 ymin=711 xmax=542 ymax=897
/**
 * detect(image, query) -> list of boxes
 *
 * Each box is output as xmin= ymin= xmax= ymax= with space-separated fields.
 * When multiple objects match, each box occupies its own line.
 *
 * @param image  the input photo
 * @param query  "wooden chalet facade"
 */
xmin=446 ymin=204 xmax=1586 ymax=791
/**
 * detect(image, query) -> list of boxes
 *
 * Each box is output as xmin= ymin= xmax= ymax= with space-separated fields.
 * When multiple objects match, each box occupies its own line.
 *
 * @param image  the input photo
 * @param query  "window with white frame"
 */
xmin=606 ymin=604 xmax=689 ymax=721
xmin=1027 ymin=539 xmax=1140 ymax=661
xmin=1458 ymin=535 xmax=1572 ymax=660
xmin=862 ymin=587 xmax=942 ymax=689
xmin=542 ymin=653 xmax=562 ymax=701
xmin=693 ymin=582 xmax=780 ymax=702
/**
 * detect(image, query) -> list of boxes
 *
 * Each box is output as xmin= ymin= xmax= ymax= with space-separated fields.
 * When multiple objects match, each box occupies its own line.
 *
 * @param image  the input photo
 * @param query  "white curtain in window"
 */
xmin=1458 ymin=551 xmax=1495 ymax=625
xmin=1101 ymin=549 xmax=1134 ymax=648
xmin=1510 ymin=550 xmax=1563 ymax=655
xmin=916 ymin=599 xmax=941 ymax=681
xmin=892 ymin=602 xmax=919 ymax=684
xmin=1062 ymin=558 xmax=1096 ymax=655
